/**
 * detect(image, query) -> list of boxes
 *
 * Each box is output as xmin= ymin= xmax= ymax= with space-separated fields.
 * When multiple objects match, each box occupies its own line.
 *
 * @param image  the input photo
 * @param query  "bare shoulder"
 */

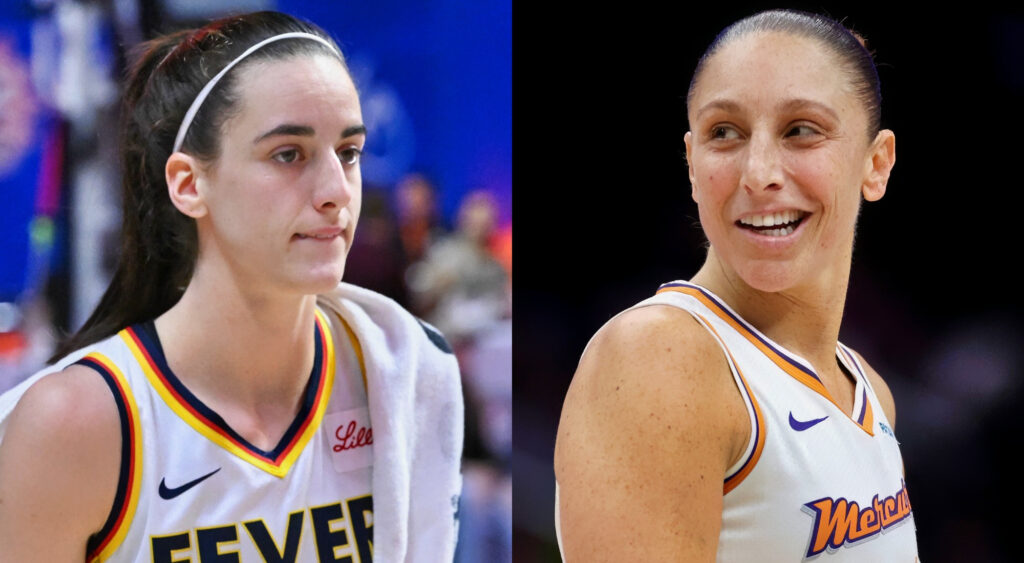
xmin=848 ymin=349 xmax=898 ymax=428
xmin=0 ymin=364 xmax=123 ymax=559
xmin=556 ymin=304 xmax=739 ymax=425
xmin=554 ymin=304 xmax=748 ymax=561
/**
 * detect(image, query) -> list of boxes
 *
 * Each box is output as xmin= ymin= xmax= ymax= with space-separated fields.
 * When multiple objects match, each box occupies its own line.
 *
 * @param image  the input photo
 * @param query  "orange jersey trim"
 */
xmin=657 ymin=283 xmax=874 ymax=437
xmin=693 ymin=315 xmax=767 ymax=494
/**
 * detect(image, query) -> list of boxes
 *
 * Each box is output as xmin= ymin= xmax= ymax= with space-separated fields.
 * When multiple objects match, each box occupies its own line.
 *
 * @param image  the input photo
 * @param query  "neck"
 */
xmin=690 ymin=249 xmax=850 ymax=370
xmin=154 ymin=260 xmax=319 ymax=410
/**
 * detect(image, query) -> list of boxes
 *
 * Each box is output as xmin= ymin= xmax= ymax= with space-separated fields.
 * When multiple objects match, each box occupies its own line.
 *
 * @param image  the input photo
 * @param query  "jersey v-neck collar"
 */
xmin=657 ymin=281 xmax=874 ymax=436
xmin=118 ymin=308 xmax=336 ymax=476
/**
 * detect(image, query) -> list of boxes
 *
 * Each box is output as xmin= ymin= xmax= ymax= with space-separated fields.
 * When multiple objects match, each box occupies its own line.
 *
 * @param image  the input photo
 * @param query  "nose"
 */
xmin=741 ymin=132 xmax=784 ymax=193
xmin=313 ymin=148 xmax=355 ymax=212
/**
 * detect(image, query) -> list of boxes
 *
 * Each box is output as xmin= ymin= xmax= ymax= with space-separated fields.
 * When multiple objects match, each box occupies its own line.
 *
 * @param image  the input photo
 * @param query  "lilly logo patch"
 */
xmin=325 ymin=407 xmax=374 ymax=473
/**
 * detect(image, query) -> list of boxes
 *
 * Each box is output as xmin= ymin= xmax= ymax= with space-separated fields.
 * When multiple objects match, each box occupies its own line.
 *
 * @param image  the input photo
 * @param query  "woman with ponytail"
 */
xmin=0 ymin=11 xmax=462 ymax=562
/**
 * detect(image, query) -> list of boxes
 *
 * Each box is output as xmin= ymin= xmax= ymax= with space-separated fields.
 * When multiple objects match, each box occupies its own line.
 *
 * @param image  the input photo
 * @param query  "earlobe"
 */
xmin=165 ymin=152 xmax=208 ymax=218
xmin=862 ymin=130 xmax=895 ymax=202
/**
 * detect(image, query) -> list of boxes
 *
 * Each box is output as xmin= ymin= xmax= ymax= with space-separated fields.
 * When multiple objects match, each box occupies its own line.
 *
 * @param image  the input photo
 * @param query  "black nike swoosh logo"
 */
xmin=158 ymin=467 xmax=222 ymax=499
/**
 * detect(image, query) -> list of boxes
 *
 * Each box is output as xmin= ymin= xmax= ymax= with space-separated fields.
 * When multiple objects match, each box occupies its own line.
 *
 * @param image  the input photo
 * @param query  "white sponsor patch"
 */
xmin=325 ymin=407 xmax=374 ymax=473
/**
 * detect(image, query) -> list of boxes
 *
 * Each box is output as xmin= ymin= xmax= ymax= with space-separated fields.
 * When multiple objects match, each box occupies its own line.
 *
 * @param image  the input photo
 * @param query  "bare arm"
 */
xmin=0 ymin=365 xmax=121 ymax=562
xmin=554 ymin=305 xmax=749 ymax=562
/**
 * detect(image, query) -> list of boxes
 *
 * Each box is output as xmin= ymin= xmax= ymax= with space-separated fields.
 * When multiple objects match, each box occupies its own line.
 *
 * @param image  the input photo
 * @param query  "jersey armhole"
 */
xmin=74 ymin=353 xmax=143 ymax=562
xmin=685 ymin=312 xmax=766 ymax=495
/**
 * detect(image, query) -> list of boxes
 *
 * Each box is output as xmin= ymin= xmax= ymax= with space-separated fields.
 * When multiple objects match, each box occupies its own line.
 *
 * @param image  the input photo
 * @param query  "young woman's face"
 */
xmin=685 ymin=31 xmax=889 ymax=293
xmin=196 ymin=53 xmax=365 ymax=297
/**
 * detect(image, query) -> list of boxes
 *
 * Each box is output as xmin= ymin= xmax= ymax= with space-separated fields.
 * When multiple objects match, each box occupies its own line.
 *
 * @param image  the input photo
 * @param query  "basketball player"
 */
xmin=554 ymin=10 xmax=919 ymax=561
xmin=0 ymin=11 xmax=462 ymax=561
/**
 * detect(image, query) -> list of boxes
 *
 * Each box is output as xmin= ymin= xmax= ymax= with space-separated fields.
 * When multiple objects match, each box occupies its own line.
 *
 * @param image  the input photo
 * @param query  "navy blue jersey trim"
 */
xmin=131 ymin=319 xmax=325 ymax=460
xmin=78 ymin=356 xmax=132 ymax=559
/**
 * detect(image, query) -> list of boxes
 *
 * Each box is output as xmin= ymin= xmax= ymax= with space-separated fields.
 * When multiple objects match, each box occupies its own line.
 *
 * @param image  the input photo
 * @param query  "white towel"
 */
xmin=0 ymin=282 xmax=465 ymax=562
xmin=317 ymin=282 xmax=464 ymax=562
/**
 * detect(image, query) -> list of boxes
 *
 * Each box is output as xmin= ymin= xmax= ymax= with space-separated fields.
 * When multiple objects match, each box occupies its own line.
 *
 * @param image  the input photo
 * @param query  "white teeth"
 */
xmin=760 ymin=225 xmax=796 ymax=237
xmin=739 ymin=210 xmax=804 ymax=230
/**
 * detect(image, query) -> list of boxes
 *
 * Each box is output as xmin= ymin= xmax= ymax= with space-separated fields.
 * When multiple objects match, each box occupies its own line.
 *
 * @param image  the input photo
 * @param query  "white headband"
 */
xmin=172 ymin=32 xmax=338 ymax=153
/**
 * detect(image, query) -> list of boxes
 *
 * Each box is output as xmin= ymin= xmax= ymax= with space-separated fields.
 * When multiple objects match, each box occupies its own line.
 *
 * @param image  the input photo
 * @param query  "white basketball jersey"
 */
xmin=74 ymin=307 xmax=375 ymax=562
xmin=557 ymin=281 xmax=919 ymax=562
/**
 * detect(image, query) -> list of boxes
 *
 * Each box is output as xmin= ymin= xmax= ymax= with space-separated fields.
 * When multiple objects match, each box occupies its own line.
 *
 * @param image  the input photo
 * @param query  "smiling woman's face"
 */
xmin=685 ymin=31 xmax=889 ymax=294
xmin=191 ymin=53 xmax=366 ymax=298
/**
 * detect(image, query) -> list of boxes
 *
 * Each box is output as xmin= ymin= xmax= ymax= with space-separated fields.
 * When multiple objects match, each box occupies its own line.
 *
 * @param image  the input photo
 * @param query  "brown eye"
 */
xmin=785 ymin=125 xmax=818 ymax=137
xmin=272 ymin=149 xmax=301 ymax=163
xmin=337 ymin=147 xmax=362 ymax=165
xmin=711 ymin=125 xmax=740 ymax=140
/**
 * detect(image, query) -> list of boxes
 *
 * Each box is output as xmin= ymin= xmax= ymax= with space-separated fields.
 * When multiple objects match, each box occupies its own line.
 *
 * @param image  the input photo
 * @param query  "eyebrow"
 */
xmin=694 ymin=98 xmax=840 ymax=122
xmin=342 ymin=125 xmax=368 ymax=138
xmin=253 ymin=123 xmax=368 ymax=144
xmin=694 ymin=99 xmax=742 ymax=121
xmin=778 ymin=99 xmax=839 ymax=122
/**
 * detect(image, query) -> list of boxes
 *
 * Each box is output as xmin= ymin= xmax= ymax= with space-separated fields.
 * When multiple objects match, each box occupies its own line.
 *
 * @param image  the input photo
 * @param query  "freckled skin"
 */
xmin=555 ymin=306 xmax=748 ymax=561
xmin=685 ymin=32 xmax=885 ymax=296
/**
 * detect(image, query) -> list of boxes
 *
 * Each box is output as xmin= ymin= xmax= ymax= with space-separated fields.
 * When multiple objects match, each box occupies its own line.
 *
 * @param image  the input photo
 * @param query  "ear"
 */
xmin=684 ymin=131 xmax=697 ymax=202
xmin=862 ymin=129 xmax=895 ymax=202
xmin=165 ymin=152 xmax=208 ymax=218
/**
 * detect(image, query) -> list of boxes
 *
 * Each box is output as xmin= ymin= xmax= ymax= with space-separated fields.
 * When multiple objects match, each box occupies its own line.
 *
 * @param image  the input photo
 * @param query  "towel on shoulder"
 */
xmin=318 ymin=282 xmax=464 ymax=562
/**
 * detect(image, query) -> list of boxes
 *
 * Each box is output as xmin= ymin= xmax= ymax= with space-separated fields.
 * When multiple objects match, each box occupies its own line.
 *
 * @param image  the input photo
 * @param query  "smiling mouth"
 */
xmin=736 ymin=210 xmax=809 ymax=237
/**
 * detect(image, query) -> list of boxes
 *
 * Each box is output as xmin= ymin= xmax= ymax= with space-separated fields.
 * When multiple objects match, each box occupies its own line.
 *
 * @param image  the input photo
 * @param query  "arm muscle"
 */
xmin=554 ymin=305 xmax=749 ymax=561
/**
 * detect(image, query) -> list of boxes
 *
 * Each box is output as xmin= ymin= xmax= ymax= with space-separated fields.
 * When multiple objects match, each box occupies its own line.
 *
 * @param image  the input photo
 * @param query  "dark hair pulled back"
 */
xmin=50 ymin=11 xmax=347 ymax=362
xmin=687 ymin=9 xmax=882 ymax=137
